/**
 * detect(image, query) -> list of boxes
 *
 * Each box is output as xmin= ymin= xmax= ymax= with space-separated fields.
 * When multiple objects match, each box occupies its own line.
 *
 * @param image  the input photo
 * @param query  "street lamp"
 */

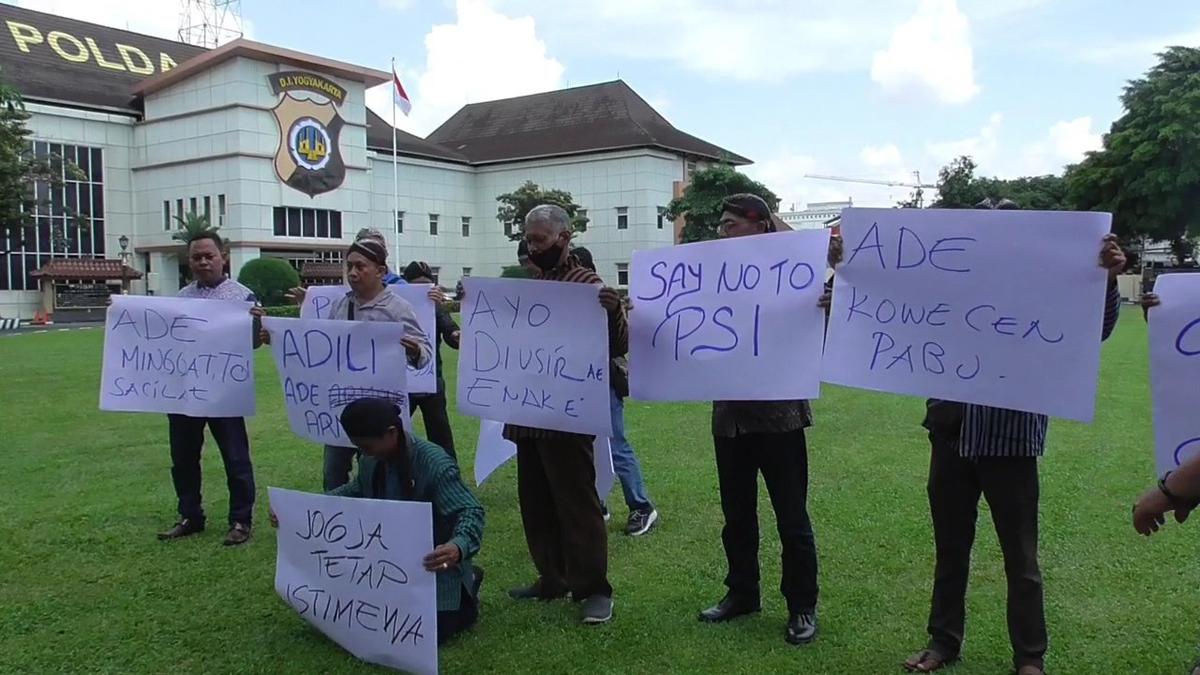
xmin=118 ymin=234 xmax=130 ymax=295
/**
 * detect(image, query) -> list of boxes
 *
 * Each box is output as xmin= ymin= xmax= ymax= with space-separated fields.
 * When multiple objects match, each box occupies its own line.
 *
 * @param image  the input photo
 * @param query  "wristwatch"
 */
xmin=1158 ymin=471 xmax=1200 ymax=509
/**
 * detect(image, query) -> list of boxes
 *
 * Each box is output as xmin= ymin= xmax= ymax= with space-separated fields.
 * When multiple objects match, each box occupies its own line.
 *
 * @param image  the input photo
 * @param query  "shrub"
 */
xmin=263 ymin=305 xmax=300 ymax=317
xmin=500 ymin=265 xmax=533 ymax=279
xmin=237 ymin=257 xmax=300 ymax=307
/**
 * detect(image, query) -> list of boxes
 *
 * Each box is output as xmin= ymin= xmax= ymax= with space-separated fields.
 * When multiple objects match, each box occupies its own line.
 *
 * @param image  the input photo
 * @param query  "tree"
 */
xmin=0 ymin=70 xmax=87 ymax=254
xmin=237 ymin=257 xmax=300 ymax=307
xmin=496 ymin=181 xmax=589 ymax=241
xmin=1066 ymin=46 xmax=1200 ymax=259
xmin=931 ymin=155 xmax=1070 ymax=210
xmin=666 ymin=164 xmax=779 ymax=243
xmin=171 ymin=211 xmax=218 ymax=244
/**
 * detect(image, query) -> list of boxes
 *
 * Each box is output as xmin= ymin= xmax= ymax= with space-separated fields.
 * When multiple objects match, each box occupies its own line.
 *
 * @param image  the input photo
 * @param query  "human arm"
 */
xmin=597 ymin=285 xmax=629 ymax=358
xmin=1133 ymin=454 xmax=1200 ymax=535
xmin=436 ymin=304 xmax=461 ymax=350
xmin=1140 ymin=292 xmax=1159 ymax=323
xmin=1098 ymin=234 xmax=1125 ymax=341
xmin=391 ymin=300 xmax=433 ymax=368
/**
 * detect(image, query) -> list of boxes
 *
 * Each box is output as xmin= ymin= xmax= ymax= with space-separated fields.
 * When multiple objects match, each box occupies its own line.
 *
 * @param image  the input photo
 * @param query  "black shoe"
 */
xmin=625 ymin=507 xmax=658 ymax=536
xmin=581 ymin=594 xmax=614 ymax=625
xmin=698 ymin=594 xmax=761 ymax=623
xmin=158 ymin=518 xmax=204 ymax=541
xmin=223 ymin=522 xmax=251 ymax=546
xmin=786 ymin=611 xmax=818 ymax=645
xmin=508 ymin=581 xmax=567 ymax=601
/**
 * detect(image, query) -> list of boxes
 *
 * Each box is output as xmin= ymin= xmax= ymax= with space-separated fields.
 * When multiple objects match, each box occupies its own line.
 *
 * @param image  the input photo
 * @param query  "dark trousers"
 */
xmin=410 ymin=385 xmax=456 ymax=459
xmin=437 ymin=583 xmax=480 ymax=644
xmin=713 ymin=428 xmax=818 ymax=614
xmin=515 ymin=435 xmax=612 ymax=599
xmin=926 ymin=429 xmax=1046 ymax=670
xmin=167 ymin=415 xmax=255 ymax=526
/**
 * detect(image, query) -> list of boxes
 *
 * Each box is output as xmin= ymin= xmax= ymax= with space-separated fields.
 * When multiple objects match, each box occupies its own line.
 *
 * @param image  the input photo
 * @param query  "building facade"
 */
xmin=778 ymin=200 xmax=852 ymax=231
xmin=0 ymin=4 xmax=748 ymax=319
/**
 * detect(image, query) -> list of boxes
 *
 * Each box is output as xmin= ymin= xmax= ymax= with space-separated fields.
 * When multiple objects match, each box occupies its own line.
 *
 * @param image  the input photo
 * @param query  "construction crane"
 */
xmin=804 ymin=171 xmax=936 ymax=207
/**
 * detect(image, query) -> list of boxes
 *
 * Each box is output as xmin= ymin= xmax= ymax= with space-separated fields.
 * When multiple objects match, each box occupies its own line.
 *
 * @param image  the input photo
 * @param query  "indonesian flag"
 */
xmin=392 ymin=67 xmax=412 ymax=116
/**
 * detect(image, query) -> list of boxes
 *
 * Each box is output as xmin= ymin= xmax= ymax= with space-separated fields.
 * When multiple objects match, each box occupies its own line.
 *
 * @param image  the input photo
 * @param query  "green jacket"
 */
xmin=329 ymin=436 xmax=484 ymax=612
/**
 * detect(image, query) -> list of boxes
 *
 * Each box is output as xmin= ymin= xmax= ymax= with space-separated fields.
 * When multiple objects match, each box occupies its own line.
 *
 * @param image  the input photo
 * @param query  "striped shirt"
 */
xmin=503 ymin=255 xmax=629 ymax=441
xmin=927 ymin=281 xmax=1123 ymax=458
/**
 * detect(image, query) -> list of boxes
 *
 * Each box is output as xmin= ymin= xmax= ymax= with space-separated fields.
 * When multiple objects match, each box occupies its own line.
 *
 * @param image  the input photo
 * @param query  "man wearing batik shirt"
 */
xmin=904 ymin=198 xmax=1127 ymax=675
xmin=159 ymin=231 xmax=263 ymax=546
xmin=502 ymin=205 xmax=627 ymax=626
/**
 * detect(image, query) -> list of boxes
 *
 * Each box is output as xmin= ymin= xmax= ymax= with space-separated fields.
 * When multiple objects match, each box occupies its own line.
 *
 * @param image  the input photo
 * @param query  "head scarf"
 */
xmin=722 ymin=193 xmax=775 ymax=232
xmin=348 ymin=239 xmax=388 ymax=265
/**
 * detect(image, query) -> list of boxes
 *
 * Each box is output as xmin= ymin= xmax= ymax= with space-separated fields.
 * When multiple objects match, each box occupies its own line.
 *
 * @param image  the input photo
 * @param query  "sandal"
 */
xmin=903 ymin=648 xmax=957 ymax=672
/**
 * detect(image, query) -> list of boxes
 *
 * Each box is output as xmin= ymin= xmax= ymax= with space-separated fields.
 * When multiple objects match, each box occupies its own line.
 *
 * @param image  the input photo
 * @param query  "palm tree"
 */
xmin=171 ymin=211 xmax=218 ymax=244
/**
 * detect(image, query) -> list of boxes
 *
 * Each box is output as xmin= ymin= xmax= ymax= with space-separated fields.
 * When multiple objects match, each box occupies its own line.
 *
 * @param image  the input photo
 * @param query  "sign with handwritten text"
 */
xmin=263 ymin=317 xmax=408 ymax=445
xmin=629 ymin=230 xmax=829 ymax=401
xmin=301 ymin=284 xmax=438 ymax=394
xmin=100 ymin=295 xmax=255 ymax=416
xmin=458 ymin=278 xmax=611 ymax=436
xmin=473 ymin=419 xmax=615 ymax=497
xmin=269 ymin=487 xmax=437 ymax=675
xmin=823 ymin=208 xmax=1111 ymax=422
xmin=1149 ymin=273 xmax=1200 ymax=476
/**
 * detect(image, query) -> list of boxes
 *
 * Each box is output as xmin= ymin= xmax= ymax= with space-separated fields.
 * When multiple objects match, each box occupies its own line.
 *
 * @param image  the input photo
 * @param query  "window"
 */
xmin=503 ymin=217 xmax=514 ymax=237
xmin=461 ymin=216 xmax=471 ymax=237
xmin=616 ymin=206 xmax=629 ymax=230
xmin=685 ymin=160 xmax=697 ymax=178
xmin=162 ymin=201 xmax=171 ymax=231
xmin=429 ymin=214 xmax=439 ymax=236
xmin=203 ymin=196 xmax=211 ymax=222
xmin=217 ymin=194 xmax=226 ymax=227
xmin=176 ymin=198 xmax=184 ymax=222
xmin=396 ymin=210 xmax=404 ymax=234
xmin=272 ymin=207 xmax=343 ymax=239
xmin=657 ymin=206 xmax=667 ymax=230
xmin=430 ymin=266 xmax=441 ymax=284
xmin=616 ymin=262 xmax=629 ymax=287
xmin=189 ymin=197 xmax=197 ymax=217
xmin=1 ymin=142 xmax=105 ymax=291
xmin=462 ymin=267 xmax=472 ymax=278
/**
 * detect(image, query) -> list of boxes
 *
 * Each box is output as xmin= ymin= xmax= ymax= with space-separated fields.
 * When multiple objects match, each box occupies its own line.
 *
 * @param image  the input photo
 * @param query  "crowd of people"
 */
xmin=147 ymin=195 xmax=1195 ymax=675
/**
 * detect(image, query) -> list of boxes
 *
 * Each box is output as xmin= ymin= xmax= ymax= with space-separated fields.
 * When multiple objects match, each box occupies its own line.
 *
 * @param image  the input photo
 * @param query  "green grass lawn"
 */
xmin=1 ymin=312 xmax=1196 ymax=674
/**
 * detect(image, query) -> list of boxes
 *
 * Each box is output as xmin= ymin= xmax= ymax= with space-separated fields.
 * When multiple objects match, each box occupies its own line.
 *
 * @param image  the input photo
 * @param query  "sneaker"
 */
xmin=601 ymin=503 xmax=611 ymax=522
xmin=158 ymin=518 xmax=204 ymax=541
xmin=581 ymin=594 xmax=613 ymax=625
xmin=625 ymin=508 xmax=658 ymax=536
xmin=223 ymin=522 xmax=251 ymax=546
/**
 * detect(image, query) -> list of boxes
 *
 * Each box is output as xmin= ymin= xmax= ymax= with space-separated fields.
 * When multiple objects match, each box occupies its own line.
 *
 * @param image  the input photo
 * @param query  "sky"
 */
xmin=13 ymin=0 xmax=1200 ymax=208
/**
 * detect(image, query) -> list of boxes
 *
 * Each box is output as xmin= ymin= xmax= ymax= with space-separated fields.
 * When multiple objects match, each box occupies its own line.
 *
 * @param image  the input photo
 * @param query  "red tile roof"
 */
xmin=31 ymin=258 xmax=142 ymax=281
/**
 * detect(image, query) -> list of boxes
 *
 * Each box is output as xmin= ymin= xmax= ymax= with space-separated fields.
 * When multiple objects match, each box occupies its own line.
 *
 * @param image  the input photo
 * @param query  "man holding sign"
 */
xmin=402 ymin=260 xmax=462 ymax=460
xmin=495 ymin=205 xmax=626 ymax=625
xmin=156 ymin=231 xmax=263 ymax=546
xmin=900 ymin=200 xmax=1124 ymax=675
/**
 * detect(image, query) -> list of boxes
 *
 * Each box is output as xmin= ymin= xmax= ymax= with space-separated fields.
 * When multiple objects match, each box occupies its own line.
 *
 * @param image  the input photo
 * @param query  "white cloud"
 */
xmin=926 ymin=111 xmax=1003 ymax=165
xmin=870 ymin=0 xmax=980 ymax=105
xmin=745 ymin=148 xmax=923 ymax=210
xmin=367 ymin=0 xmax=565 ymax=136
xmin=16 ymin=0 xmax=252 ymax=43
xmin=860 ymin=143 xmax=903 ymax=169
xmin=1015 ymin=116 xmax=1102 ymax=175
xmin=1077 ymin=28 xmax=1200 ymax=65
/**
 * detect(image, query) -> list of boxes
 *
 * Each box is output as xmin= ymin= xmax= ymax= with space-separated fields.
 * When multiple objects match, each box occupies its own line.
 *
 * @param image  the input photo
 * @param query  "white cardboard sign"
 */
xmin=1149 ymin=273 xmax=1200 ymax=476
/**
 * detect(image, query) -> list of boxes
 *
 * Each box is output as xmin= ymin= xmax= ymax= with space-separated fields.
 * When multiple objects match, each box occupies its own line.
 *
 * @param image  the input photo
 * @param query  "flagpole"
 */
xmin=391 ymin=57 xmax=400 ymax=270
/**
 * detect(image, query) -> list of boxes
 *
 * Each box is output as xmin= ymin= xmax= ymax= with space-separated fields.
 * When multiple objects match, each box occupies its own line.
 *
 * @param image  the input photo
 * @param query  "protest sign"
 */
xmin=823 ymin=208 xmax=1112 ymax=422
xmin=1149 ymin=273 xmax=1200 ymax=476
xmin=100 ymin=295 xmax=255 ymax=416
xmin=458 ymin=278 xmax=611 ymax=436
xmin=629 ymin=230 xmax=829 ymax=401
xmin=269 ymin=487 xmax=437 ymax=675
xmin=300 ymin=284 xmax=438 ymax=394
xmin=263 ymin=317 xmax=408 ymax=445
xmin=473 ymin=419 xmax=615 ymax=497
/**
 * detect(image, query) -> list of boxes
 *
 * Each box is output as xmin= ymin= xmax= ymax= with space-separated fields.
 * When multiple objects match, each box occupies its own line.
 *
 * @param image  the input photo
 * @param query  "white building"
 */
xmin=0 ymin=4 xmax=749 ymax=320
xmin=778 ymin=200 xmax=852 ymax=231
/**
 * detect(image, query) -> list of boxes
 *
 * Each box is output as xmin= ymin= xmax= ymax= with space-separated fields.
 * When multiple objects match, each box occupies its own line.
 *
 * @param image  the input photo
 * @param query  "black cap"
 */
xmin=403 ymin=260 xmax=433 ymax=282
xmin=721 ymin=193 xmax=775 ymax=231
xmin=340 ymin=398 xmax=405 ymax=439
xmin=348 ymin=239 xmax=388 ymax=265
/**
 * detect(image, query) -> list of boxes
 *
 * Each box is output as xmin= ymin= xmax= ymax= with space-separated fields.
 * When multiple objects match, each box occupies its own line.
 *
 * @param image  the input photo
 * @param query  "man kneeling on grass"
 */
xmin=272 ymin=397 xmax=485 ymax=643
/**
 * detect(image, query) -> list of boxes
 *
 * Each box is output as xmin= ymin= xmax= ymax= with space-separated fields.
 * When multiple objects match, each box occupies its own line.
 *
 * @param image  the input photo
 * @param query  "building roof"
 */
xmin=0 ymin=3 xmax=204 ymax=112
xmin=132 ymin=38 xmax=389 ymax=97
xmin=31 ymin=258 xmax=142 ymax=281
xmin=365 ymin=109 xmax=470 ymax=164
xmin=426 ymin=80 xmax=751 ymax=165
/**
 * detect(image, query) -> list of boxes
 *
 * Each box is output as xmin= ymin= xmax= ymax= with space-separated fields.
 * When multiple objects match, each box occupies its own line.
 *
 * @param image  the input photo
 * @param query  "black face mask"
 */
xmin=530 ymin=240 xmax=564 ymax=272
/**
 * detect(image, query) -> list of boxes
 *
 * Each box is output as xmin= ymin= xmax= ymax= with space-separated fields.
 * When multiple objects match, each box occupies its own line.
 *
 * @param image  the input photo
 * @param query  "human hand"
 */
xmin=1132 ymin=486 xmax=1172 ymax=536
xmin=422 ymin=543 xmax=461 ymax=572
xmin=817 ymin=291 xmax=832 ymax=310
xmin=269 ymin=508 xmax=279 ymax=529
xmin=1141 ymin=292 xmax=1160 ymax=311
xmin=598 ymin=287 xmax=620 ymax=312
xmin=827 ymin=235 xmax=844 ymax=268
xmin=249 ymin=306 xmax=266 ymax=319
xmin=428 ymin=287 xmax=447 ymax=304
xmin=401 ymin=336 xmax=421 ymax=359
xmin=259 ymin=328 xmax=271 ymax=345
xmin=285 ymin=286 xmax=307 ymax=306
xmin=1099 ymin=234 xmax=1126 ymax=279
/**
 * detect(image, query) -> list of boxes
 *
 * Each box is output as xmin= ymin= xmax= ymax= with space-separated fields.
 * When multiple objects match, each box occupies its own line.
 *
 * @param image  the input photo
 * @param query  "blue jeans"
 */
xmin=608 ymin=388 xmax=653 ymax=512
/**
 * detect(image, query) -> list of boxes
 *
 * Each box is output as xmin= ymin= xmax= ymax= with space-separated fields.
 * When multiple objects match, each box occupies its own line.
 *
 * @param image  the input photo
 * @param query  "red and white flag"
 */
xmin=392 ymin=67 xmax=412 ymax=117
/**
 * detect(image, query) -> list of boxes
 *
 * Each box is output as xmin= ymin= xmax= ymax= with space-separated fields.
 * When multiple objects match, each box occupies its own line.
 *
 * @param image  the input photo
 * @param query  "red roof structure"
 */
xmin=31 ymin=258 xmax=142 ymax=281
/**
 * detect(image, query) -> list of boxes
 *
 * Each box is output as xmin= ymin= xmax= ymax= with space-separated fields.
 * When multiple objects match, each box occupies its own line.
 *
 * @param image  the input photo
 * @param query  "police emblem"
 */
xmin=269 ymin=71 xmax=348 ymax=197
